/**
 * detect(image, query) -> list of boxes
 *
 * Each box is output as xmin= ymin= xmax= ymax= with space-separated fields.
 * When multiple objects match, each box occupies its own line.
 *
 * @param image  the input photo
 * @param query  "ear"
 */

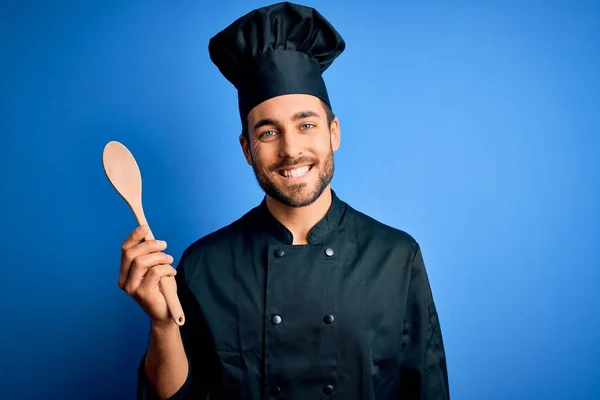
xmin=329 ymin=116 xmax=341 ymax=152
xmin=239 ymin=133 xmax=253 ymax=165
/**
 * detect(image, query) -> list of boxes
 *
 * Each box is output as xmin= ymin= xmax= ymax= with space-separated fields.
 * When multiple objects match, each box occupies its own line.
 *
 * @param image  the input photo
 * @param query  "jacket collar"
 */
xmin=256 ymin=189 xmax=346 ymax=245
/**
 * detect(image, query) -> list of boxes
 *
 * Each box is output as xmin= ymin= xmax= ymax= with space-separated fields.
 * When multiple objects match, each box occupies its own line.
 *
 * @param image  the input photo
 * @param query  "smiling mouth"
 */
xmin=278 ymin=164 xmax=313 ymax=179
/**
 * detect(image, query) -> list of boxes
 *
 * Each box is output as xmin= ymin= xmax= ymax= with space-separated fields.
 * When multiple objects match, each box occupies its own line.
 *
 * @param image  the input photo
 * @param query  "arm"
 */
xmin=143 ymin=320 xmax=189 ymax=399
xmin=399 ymin=242 xmax=450 ymax=399
xmin=136 ymin=249 xmax=210 ymax=400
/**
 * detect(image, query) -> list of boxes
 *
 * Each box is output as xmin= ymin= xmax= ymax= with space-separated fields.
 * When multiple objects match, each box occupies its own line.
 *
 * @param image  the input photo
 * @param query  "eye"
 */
xmin=259 ymin=130 xmax=277 ymax=138
xmin=300 ymin=123 xmax=315 ymax=130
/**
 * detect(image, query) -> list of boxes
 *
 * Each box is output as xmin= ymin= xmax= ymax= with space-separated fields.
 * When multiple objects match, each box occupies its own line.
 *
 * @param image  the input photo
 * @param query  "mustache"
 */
xmin=268 ymin=156 xmax=317 ymax=172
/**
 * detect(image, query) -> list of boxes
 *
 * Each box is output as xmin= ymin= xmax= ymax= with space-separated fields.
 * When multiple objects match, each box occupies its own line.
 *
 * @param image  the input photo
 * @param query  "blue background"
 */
xmin=2 ymin=0 xmax=599 ymax=399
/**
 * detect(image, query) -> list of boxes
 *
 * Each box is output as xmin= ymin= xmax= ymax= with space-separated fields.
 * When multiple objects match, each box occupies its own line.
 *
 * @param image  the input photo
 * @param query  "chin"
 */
xmin=270 ymin=181 xmax=326 ymax=208
xmin=277 ymin=194 xmax=319 ymax=208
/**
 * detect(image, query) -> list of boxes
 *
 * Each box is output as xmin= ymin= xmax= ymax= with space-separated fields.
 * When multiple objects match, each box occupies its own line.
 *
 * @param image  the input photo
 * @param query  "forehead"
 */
xmin=247 ymin=94 xmax=324 ymax=123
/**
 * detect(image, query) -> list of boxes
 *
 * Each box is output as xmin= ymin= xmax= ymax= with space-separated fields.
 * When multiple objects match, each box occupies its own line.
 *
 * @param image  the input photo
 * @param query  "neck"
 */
xmin=266 ymin=187 xmax=333 ymax=245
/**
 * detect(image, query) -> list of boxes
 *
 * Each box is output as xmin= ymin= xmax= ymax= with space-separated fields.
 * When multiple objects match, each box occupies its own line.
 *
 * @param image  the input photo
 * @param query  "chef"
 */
xmin=122 ymin=2 xmax=450 ymax=399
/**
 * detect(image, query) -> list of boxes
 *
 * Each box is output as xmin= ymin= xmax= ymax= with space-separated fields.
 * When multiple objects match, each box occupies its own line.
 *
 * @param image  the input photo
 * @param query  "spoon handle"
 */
xmin=137 ymin=213 xmax=186 ymax=326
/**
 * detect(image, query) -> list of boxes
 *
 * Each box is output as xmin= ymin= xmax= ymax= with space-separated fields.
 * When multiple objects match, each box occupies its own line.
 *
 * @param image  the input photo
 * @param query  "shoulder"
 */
xmin=176 ymin=204 xmax=260 ymax=277
xmin=342 ymin=200 xmax=419 ymax=252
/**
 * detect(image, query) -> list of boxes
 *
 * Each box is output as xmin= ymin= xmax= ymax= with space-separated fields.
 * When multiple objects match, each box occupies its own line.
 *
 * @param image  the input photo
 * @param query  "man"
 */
xmin=121 ymin=2 xmax=449 ymax=399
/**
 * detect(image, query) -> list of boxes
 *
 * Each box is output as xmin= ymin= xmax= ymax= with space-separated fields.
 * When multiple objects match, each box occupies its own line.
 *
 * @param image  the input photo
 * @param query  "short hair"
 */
xmin=241 ymin=99 xmax=336 ymax=142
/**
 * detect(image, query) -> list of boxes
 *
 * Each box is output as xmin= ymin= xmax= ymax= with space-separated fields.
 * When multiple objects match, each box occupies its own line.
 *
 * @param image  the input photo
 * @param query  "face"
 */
xmin=240 ymin=94 xmax=341 ymax=208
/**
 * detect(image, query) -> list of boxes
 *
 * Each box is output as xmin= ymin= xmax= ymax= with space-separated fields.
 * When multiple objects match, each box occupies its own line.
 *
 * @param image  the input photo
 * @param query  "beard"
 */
xmin=251 ymin=149 xmax=334 ymax=208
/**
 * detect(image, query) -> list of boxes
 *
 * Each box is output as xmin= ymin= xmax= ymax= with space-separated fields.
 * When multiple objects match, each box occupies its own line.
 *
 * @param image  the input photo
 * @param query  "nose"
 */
xmin=278 ymin=131 xmax=302 ymax=159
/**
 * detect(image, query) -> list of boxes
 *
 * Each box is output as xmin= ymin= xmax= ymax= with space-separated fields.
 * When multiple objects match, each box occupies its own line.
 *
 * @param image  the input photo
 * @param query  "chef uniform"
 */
xmin=137 ymin=2 xmax=449 ymax=399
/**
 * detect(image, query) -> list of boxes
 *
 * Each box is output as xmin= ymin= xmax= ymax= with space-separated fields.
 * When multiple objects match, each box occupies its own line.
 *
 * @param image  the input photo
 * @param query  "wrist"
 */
xmin=151 ymin=319 xmax=179 ymax=335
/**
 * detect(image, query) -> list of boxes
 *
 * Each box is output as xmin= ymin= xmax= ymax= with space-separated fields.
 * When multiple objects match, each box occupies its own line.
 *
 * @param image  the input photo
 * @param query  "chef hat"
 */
xmin=208 ymin=1 xmax=345 ymax=124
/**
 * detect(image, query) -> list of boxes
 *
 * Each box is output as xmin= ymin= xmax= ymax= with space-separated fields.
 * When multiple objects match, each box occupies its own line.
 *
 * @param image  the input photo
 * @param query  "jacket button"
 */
xmin=323 ymin=314 xmax=335 ymax=324
xmin=323 ymin=384 xmax=334 ymax=395
xmin=270 ymin=386 xmax=281 ymax=396
xmin=271 ymin=315 xmax=282 ymax=325
xmin=274 ymin=249 xmax=285 ymax=257
xmin=325 ymin=247 xmax=334 ymax=257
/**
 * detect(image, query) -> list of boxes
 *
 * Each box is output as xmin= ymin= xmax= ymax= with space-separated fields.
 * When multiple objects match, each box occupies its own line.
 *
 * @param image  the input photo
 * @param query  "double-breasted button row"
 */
xmin=269 ymin=384 xmax=335 ymax=396
xmin=273 ymin=248 xmax=334 ymax=257
xmin=271 ymin=314 xmax=334 ymax=325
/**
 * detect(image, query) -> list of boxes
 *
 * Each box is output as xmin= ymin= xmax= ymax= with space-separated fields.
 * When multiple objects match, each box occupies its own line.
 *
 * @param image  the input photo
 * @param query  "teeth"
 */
xmin=282 ymin=165 xmax=310 ymax=178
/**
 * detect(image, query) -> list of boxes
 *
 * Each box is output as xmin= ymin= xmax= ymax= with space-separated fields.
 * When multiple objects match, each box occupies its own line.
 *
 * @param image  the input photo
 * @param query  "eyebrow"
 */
xmin=292 ymin=110 xmax=321 ymax=121
xmin=253 ymin=117 xmax=280 ymax=132
xmin=252 ymin=110 xmax=321 ymax=133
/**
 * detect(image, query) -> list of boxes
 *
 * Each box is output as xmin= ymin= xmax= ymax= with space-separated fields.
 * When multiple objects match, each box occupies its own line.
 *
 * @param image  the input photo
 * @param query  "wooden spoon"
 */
xmin=102 ymin=140 xmax=185 ymax=326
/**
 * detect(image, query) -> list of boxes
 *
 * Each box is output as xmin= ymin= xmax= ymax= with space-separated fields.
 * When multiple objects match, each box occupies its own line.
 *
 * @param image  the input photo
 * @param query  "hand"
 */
xmin=118 ymin=224 xmax=177 ymax=324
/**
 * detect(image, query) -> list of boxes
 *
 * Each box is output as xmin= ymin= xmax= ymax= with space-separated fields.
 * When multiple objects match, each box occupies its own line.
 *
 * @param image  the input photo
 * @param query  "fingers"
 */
xmin=118 ymin=227 xmax=170 ymax=289
xmin=121 ymin=224 xmax=150 ymax=254
xmin=122 ymin=251 xmax=174 ymax=295
xmin=137 ymin=264 xmax=178 ymax=296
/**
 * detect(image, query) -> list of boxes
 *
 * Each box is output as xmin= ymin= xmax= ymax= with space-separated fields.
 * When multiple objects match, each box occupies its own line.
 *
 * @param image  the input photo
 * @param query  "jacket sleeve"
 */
xmin=398 ymin=242 xmax=450 ymax=399
xmin=136 ymin=247 xmax=212 ymax=400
